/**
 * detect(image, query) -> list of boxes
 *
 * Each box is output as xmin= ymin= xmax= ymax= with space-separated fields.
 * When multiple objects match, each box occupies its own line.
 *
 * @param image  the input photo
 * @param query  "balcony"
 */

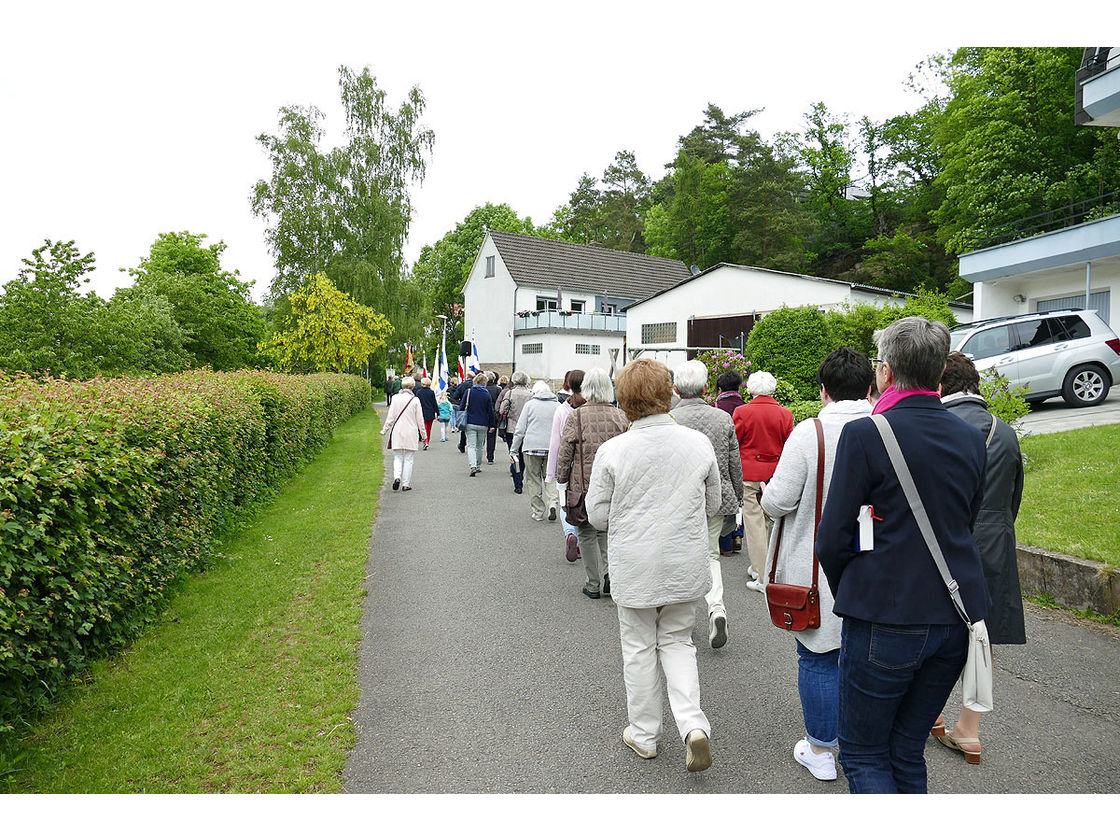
xmin=1076 ymin=47 xmax=1120 ymax=127
xmin=514 ymin=310 xmax=626 ymax=334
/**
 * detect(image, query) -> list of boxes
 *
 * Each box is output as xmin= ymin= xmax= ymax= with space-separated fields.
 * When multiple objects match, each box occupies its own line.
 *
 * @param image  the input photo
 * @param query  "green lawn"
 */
xmin=2 ymin=407 xmax=381 ymax=792
xmin=1019 ymin=424 xmax=1120 ymax=567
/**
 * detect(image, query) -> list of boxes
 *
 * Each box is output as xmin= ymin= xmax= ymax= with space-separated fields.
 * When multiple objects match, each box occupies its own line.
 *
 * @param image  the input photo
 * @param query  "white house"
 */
xmin=623 ymin=263 xmax=974 ymax=370
xmin=461 ymin=230 xmax=690 ymax=382
xmin=958 ymin=49 xmax=1120 ymax=327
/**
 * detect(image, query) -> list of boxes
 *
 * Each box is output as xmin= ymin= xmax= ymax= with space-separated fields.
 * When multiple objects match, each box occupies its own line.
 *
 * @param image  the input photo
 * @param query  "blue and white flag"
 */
xmin=466 ymin=335 xmax=481 ymax=375
xmin=437 ymin=333 xmax=450 ymax=394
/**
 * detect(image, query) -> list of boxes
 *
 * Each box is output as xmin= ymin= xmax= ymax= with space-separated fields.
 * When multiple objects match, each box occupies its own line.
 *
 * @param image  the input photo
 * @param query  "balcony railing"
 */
xmin=514 ymin=310 xmax=626 ymax=333
xmin=960 ymin=189 xmax=1120 ymax=253
xmin=1080 ymin=48 xmax=1119 ymax=82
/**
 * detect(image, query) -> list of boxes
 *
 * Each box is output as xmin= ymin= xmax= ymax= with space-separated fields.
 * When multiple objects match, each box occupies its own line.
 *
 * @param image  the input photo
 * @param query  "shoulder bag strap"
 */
xmin=985 ymin=414 xmax=998 ymax=448
xmin=385 ymin=391 xmax=415 ymax=445
xmin=810 ymin=418 xmax=824 ymax=593
xmin=576 ymin=408 xmax=586 ymax=489
xmin=869 ymin=414 xmax=971 ymax=626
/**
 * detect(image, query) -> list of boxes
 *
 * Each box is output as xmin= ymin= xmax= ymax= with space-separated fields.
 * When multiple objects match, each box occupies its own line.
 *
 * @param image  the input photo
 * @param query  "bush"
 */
xmin=694 ymin=348 xmax=752 ymax=404
xmin=824 ymin=303 xmax=883 ymax=358
xmin=979 ymin=368 xmax=1032 ymax=428
xmin=746 ymin=306 xmax=832 ymax=399
xmin=0 ymin=370 xmax=370 ymax=731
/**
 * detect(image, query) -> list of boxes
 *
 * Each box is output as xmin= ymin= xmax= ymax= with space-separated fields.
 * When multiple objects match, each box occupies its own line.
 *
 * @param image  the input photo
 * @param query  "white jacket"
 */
xmin=586 ymin=414 xmax=720 ymax=609
xmin=511 ymin=393 xmax=559 ymax=454
xmin=760 ymin=399 xmax=871 ymax=652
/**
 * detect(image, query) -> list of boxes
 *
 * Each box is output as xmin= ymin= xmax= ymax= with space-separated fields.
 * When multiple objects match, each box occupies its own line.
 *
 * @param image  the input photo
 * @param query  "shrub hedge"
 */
xmin=0 ymin=369 xmax=370 ymax=731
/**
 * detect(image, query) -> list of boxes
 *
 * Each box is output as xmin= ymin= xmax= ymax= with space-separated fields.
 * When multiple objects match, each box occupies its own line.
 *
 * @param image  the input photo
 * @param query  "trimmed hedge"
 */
xmin=0 ymin=370 xmax=370 ymax=731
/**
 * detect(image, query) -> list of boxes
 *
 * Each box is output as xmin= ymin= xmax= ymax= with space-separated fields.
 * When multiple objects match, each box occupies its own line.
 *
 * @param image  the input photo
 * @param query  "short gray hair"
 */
xmin=672 ymin=360 xmax=708 ymax=398
xmin=877 ymin=316 xmax=950 ymax=391
xmin=511 ymin=370 xmax=530 ymax=386
xmin=581 ymin=368 xmax=615 ymax=404
xmin=400 ymin=376 xmax=416 ymax=390
xmin=746 ymin=371 xmax=777 ymax=396
xmin=531 ymin=380 xmax=554 ymax=397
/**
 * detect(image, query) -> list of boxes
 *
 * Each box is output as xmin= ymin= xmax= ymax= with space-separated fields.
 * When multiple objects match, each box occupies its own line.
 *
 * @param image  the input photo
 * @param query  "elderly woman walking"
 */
xmin=382 ymin=375 xmax=428 ymax=491
xmin=816 ymin=317 xmax=990 ymax=794
xmin=510 ymin=380 xmax=560 ymax=520
xmin=499 ymin=371 xmax=533 ymax=494
xmin=556 ymin=368 xmax=628 ymax=598
xmin=670 ymin=359 xmax=744 ymax=649
xmin=547 ymin=370 xmax=586 ymax=562
xmin=587 ymin=359 xmax=720 ymax=773
xmin=760 ymin=347 xmax=874 ymax=782
xmin=458 ymin=371 xmax=497 ymax=477
xmin=733 ymin=371 xmax=793 ymax=591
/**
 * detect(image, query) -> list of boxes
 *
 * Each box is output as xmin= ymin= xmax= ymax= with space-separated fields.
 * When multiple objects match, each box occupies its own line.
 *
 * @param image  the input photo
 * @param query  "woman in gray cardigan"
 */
xmin=760 ymin=348 xmax=874 ymax=782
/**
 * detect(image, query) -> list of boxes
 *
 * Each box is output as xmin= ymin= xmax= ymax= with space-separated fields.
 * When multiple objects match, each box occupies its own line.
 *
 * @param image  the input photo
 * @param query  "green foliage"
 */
xmin=125 ymin=232 xmax=266 ymax=371
xmin=0 ymin=370 xmax=370 ymax=732
xmin=746 ymin=306 xmax=832 ymax=399
xmin=882 ymin=287 xmax=958 ymax=329
xmin=694 ymin=348 xmax=752 ymax=403
xmin=772 ymin=378 xmax=803 ymax=405
xmin=258 ymin=275 xmax=393 ymax=373
xmin=978 ymin=368 xmax=1031 ymax=427
xmin=823 ymin=302 xmax=883 ymax=358
xmin=787 ymin=401 xmax=824 ymax=423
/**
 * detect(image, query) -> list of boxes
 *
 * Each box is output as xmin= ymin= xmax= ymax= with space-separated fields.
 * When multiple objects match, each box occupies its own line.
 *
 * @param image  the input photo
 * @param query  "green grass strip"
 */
xmin=1019 ymin=424 xmax=1120 ymax=568
xmin=2 ymin=407 xmax=381 ymax=792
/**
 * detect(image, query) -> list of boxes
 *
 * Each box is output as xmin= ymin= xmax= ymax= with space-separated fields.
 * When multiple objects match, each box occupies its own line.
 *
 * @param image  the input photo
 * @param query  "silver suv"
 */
xmin=949 ymin=310 xmax=1120 ymax=407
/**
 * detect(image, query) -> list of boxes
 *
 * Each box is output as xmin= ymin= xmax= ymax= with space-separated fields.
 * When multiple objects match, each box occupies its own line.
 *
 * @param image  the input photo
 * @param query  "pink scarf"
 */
xmin=872 ymin=384 xmax=940 ymax=415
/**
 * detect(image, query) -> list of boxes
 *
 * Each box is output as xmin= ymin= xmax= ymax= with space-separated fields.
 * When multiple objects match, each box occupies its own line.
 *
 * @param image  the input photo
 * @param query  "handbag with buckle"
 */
xmin=765 ymin=418 xmax=824 ymax=632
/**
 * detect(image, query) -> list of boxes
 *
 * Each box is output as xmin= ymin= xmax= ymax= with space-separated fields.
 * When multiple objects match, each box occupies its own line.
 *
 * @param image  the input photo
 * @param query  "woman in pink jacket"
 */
xmin=382 ymin=376 xmax=428 ymax=491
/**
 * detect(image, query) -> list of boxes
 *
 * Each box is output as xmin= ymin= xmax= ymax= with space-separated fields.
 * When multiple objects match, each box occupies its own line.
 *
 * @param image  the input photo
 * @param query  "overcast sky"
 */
xmin=0 ymin=2 xmax=1098 ymax=303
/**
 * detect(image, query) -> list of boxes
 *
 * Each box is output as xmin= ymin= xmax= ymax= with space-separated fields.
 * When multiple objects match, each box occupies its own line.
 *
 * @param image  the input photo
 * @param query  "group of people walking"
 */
xmin=380 ymin=316 xmax=1025 ymax=793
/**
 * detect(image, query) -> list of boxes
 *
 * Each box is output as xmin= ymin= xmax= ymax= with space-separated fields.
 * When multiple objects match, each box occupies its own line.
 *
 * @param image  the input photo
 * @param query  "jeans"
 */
xmin=838 ymin=617 xmax=969 ymax=794
xmin=465 ymin=424 xmax=487 ymax=469
xmin=449 ymin=406 xmax=460 ymax=429
xmin=797 ymin=641 xmax=839 ymax=749
xmin=557 ymin=493 xmax=578 ymax=539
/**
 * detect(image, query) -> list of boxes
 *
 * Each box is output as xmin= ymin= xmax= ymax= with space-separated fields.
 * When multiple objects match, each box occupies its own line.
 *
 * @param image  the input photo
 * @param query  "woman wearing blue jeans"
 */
xmin=816 ymin=318 xmax=989 ymax=794
xmin=458 ymin=372 xmax=497 ymax=477
xmin=761 ymin=347 xmax=874 ymax=782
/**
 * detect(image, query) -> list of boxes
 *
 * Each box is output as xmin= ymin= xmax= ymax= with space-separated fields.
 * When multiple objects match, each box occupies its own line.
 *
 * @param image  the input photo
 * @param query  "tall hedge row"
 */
xmin=0 ymin=370 xmax=370 ymax=730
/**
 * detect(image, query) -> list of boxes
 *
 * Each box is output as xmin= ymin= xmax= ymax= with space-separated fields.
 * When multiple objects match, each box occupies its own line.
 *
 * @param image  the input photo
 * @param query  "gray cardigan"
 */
xmin=760 ymin=399 xmax=871 ymax=653
xmin=671 ymin=397 xmax=744 ymax=515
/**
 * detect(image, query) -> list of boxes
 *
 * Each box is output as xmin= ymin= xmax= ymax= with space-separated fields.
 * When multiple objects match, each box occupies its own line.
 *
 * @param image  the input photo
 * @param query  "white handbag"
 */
xmin=870 ymin=415 xmax=994 ymax=713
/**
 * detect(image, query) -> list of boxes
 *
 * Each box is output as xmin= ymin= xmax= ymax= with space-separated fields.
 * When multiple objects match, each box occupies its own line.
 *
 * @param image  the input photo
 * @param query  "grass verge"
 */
xmin=1 ymin=406 xmax=381 ymax=792
xmin=1019 ymin=424 xmax=1119 ymax=568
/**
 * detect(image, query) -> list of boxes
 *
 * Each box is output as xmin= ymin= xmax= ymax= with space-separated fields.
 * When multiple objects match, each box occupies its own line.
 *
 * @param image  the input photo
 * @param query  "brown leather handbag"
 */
xmin=765 ymin=419 xmax=825 ymax=632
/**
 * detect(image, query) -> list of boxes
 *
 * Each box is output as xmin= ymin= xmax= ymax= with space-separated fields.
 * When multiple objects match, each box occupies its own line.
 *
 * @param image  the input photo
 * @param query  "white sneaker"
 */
xmin=685 ymin=729 xmax=712 ymax=772
xmin=623 ymin=725 xmax=657 ymax=759
xmin=745 ymin=579 xmax=766 ymax=593
xmin=794 ymin=738 xmax=837 ymax=781
xmin=709 ymin=614 xmax=728 ymax=649
xmin=748 ymin=567 xmax=759 ymax=581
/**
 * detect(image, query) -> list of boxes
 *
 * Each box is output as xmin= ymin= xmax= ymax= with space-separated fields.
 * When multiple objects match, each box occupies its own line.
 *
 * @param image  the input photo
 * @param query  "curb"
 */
xmin=1017 ymin=544 xmax=1119 ymax=616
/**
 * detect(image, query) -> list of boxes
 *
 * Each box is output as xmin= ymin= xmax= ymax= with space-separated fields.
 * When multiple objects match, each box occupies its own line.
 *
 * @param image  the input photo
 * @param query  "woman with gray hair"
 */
xmin=732 ymin=370 xmax=793 ymax=590
xmin=381 ymin=375 xmax=427 ymax=491
xmin=671 ymin=360 xmax=743 ymax=648
xmin=499 ymin=370 xmax=533 ymax=494
xmin=556 ymin=368 xmax=629 ymax=598
xmin=510 ymin=380 xmax=560 ymax=520
xmin=816 ymin=316 xmax=990 ymax=793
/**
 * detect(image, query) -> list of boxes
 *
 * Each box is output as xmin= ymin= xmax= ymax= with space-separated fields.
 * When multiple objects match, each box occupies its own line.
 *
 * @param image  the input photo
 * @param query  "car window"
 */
xmin=1012 ymin=319 xmax=1053 ymax=350
xmin=961 ymin=325 xmax=1013 ymax=359
xmin=1049 ymin=315 xmax=1091 ymax=342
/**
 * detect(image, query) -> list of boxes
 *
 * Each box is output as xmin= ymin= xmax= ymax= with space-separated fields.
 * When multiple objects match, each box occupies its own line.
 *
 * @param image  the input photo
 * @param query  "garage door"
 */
xmin=1036 ymin=290 xmax=1110 ymax=325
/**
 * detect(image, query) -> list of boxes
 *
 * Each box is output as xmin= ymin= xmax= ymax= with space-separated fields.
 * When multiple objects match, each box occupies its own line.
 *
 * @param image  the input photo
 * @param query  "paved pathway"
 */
xmin=344 ymin=408 xmax=1120 ymax=793
xmin=1018 ymin=388 xmax=1120 ymax=435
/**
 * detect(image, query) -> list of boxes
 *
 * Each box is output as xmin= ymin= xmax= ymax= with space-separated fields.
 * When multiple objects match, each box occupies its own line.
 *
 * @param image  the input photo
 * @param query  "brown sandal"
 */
xmin=936 ymin=731 xmax=981 ymax=765
xmin=930 ymin=716 xmax=946 ymax=739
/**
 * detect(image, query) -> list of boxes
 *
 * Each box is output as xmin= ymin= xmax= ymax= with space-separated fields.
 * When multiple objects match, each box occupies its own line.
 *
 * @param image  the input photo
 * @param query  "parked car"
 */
xmin=948 ymin=309 xmax=1120 ymax=408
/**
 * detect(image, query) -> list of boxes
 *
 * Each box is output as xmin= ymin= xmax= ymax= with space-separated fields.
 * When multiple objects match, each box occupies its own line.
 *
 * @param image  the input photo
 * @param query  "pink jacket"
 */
xmin=383 ymin=390 xmax=427 ymax=450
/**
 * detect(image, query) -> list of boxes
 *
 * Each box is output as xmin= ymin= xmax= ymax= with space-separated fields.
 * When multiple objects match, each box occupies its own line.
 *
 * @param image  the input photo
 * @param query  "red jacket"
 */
xmin=732 ymin=395 xmax=794 ymax=482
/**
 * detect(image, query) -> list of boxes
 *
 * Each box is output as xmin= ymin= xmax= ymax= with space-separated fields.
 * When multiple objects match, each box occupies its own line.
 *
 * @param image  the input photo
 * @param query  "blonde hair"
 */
xmin=473 ymin=372 xmax=488 ymax=385
xmin=615 ymin=359 xmax=672 ymax=421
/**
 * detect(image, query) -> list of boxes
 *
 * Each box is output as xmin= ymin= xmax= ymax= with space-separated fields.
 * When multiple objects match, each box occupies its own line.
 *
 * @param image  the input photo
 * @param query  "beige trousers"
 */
xmin=742 ymin=480 xmax=771 ymax=581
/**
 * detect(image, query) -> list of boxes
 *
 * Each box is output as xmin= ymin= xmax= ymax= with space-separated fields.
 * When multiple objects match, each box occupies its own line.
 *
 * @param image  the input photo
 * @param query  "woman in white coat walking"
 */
xmin=382 ymin=375 xmax=428 ymax=491
xmin=586 ymin=359 xmax=720 ymax=773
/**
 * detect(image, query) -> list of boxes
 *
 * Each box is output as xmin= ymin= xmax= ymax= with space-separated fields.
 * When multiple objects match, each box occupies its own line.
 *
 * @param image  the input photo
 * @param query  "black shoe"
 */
xmin=392 ymin=478 xmax=400 ymax=491
xmin=402 ymin=485 xmax=412 ymax=492
xmin=487 ymin=460 xmax=494 ymax=465
xmin=470 ymin=468 xmax=479 ymax=476
xmin=458 ymin=447 xmax=466 ymax=453
xmin=602 ymin=573 xmax=610 ymax=596
xmin=514 ymin=486 xmax=523 ymax=494
xmin=581 ymin=585 xmax=601 ymax=600
xmin=548 ymin=507 xmax=557 ymax=521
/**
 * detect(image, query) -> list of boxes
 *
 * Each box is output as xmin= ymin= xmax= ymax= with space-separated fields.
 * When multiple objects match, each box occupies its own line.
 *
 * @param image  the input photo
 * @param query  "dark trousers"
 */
xmin=459 ymin=424 xmax=467 ymax=452
xmin=838 ymin=617 xmax=968 ymax=794
xmin=503 ymin=433 xmax=523 ymax=490
xmin=486 ymin=427 xmax=497 ymax=462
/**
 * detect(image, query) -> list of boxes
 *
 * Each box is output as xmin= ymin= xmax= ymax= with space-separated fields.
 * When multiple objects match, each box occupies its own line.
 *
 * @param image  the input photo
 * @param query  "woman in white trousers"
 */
xmin=383 ymin=376 xmax=427 ymax=491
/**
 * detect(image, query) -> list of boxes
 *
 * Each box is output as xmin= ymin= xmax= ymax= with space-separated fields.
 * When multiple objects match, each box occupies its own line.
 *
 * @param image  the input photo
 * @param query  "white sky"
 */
xmin=0 ymin=2 xmax=1102 ymax=303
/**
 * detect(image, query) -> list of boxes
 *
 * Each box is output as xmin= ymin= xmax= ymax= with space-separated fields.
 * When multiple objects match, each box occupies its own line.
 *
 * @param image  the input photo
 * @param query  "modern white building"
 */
xmin=461 ymin=230 xmax=690 ymax=382
xmin=624 ymin=263 xmax=974 ymax=370
xmin=958 ymin=48 xmax=1120 ymax=326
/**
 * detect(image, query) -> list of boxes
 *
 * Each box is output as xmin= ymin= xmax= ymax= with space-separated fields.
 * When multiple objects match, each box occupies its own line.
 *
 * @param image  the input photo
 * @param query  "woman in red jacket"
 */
xmin=732 ymin=371 xmax=793 ymax=591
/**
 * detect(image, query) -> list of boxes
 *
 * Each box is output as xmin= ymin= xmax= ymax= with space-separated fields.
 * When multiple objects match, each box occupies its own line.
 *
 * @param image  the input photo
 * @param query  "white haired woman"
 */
xmin=732 ymin=371 xmax=793 ymax=589
xmin=382 ymin=375 xmax=428 ymax=491
xmin=510 ymin=380 xmax=560 ymax=520
xmin=556 ymin=368 xmax=628 ymax=598
xmin=499 ymin=370 xmax=533 ymax=494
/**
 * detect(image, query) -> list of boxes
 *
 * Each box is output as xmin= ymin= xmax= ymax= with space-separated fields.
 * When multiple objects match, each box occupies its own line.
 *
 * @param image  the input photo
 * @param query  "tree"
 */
xmin=599 ymin=150 xmax=652 ymax=252
xmin=251 ymin=65 xmax=434 ymax=317
xmin=126 ymin=232 xmax=266 ymax=370
xmin=258 ymin=275 xmax=393 ymax=373
xmin=745 ymin=305 xmax=833 ymax=399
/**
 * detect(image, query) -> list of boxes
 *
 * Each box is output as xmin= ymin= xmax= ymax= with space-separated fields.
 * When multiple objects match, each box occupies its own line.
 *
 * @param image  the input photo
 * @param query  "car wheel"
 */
xmin=1061 ymin=364 xmax=1109 ymax=407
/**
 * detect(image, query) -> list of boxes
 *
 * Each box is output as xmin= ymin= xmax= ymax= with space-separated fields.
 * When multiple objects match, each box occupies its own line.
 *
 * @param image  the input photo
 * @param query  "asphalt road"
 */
xmin=1018 ymin=386 xmax=1120 ymax=435
xmin=343 ymin=409 xmax=1120 ymax=794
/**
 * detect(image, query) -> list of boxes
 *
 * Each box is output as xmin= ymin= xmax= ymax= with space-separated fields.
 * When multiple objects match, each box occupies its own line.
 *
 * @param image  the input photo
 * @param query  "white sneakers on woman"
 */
xmin=794 ymin=738 xmax=837 ymax=780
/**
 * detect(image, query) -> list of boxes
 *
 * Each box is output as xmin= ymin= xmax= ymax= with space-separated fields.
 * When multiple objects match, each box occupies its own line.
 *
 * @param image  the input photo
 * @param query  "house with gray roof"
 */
xmin=462 ymin=230 xmax=691 ymax=381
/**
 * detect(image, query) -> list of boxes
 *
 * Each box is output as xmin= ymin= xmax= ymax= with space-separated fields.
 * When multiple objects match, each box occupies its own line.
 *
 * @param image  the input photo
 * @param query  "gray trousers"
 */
xmin=523 ymin=454 xmax=554 ymax=518
xmin=577 ymin=521 xmax=609 ymax=593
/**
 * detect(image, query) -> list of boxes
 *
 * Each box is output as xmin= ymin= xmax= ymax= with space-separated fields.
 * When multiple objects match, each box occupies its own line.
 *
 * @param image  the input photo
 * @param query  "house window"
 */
xmin=536 ymin=296 xmax=559 ymax=311
xmin=485 ymin=256 xmax=495 ymax=278
xmin=575 ymin=343 xmax=600 ymax=355
xmin=570 ymin=299 xmax=585 ymax=313
xmin=522 ymin=343 xmax=543 ymax=354
xmin=641 ymin=322 xmax=677 ymax=344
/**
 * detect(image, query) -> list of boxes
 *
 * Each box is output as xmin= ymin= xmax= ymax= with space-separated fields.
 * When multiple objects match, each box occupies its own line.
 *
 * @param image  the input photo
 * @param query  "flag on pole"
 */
xmin=466 ymin=334 xmax=481 ymax=375
xmin=438 ymin=332 xmax=450 ymax=394
xmin=404 ymin=343 xmax=414 ymax=375
xmin=421 ymin=351 xmax=429 ymax=380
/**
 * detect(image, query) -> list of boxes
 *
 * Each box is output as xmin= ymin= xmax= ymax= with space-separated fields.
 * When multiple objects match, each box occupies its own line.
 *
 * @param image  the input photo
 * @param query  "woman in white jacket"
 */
xmin=586 ymin=359 xmax=720 ymax=773
xmin=510 ymin=381 xmax=560 ymax=521
xmin=760 ymin=347 xmax=873 ymax=782
xmin=382 ymin=376 xmax=428 ymax=491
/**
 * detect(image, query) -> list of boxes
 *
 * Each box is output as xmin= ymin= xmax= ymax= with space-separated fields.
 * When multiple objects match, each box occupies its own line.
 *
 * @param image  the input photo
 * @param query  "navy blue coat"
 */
xmin=459 ymin=384 xmax=497 ymax=428
xmin=815 ymin=395 xmax=990 ymax=627
xmin=414 ymin=386 xmax=439 ymax=422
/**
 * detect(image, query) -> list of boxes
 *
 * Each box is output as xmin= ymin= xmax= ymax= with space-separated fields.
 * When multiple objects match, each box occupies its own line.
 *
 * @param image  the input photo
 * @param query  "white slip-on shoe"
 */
xmin=623 ymin=725 xmax=657 ymax=759
xmin=794 ymin=738 xmax=837 ymax=781
xmin=745 ymin=579 xmax=766 ymax=593
xmin=709 ymin=614 xmax=728 ymax=649
xmin=685 ymin=729 xmax=712 ymax=772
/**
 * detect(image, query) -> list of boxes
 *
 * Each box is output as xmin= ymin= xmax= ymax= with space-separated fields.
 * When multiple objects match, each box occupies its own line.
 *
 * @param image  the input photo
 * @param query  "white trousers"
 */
xmin=617 ymin=600 xmax=710 ymax=752
xmin=392 ymin=450 xmax=414 ymax=486
xmin=705 ymin=516 xmax=725 ymax=619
